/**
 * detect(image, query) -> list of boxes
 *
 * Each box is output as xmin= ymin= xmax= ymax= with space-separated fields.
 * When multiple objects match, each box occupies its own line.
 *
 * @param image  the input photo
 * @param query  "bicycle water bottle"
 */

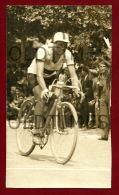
xmin=55 ymin=74 xmax=65 ymax=96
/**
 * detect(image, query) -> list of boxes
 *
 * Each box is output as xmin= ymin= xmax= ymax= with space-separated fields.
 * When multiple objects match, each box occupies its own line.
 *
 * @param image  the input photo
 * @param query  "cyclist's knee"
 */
xmin=33 ymin=85 xmax=42 ymax=100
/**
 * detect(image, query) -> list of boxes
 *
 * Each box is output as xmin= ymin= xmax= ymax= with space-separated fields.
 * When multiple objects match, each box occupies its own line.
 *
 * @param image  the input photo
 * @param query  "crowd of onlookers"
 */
xmin=76 ymin=60 xmax=110 ymax=133
xmin=75 ymin=63 xmax=110 ymax=129
xmin=6 ymin=63 xmax=30 ymax=120
xmin=6 ymin=33 xmax=111 ymax=134
xmin=7 ymin=59 xmax=111 ymax=132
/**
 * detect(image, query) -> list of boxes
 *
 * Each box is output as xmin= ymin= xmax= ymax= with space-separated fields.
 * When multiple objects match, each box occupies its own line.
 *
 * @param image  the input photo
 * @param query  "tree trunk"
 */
xmin=21 ymin=26 xmax=26 ymax=64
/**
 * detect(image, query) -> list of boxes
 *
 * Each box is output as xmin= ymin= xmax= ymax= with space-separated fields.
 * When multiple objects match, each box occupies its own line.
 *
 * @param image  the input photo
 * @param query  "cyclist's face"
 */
xmin=55 ymin=41 xmax=67 ymax=55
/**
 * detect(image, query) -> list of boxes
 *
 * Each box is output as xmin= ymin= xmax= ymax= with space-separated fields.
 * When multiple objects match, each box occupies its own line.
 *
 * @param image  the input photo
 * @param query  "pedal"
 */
xmin=39 ymin=135 xmax=48 ymax=149
xmin=39 ymin=143 xmax=45 ymax=149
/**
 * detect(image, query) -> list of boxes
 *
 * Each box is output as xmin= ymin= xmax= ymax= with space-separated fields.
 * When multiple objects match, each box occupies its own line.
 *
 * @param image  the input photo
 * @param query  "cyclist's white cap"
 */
xmin=53 ymin=32 xmax=69 ymax=43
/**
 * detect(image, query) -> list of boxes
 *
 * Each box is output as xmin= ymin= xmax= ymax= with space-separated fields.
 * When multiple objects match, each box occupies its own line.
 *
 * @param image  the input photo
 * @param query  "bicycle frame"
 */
xmin=41 ymin=84 xmax=80 ymax=135
xmin=16 ymin=83 xmax=79 ymax=162
xmin=42 ymin=98 xmax=57 ymax=134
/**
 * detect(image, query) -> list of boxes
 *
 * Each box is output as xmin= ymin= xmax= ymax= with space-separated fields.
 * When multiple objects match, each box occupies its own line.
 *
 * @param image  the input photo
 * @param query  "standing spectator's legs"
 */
xmin=99 ymin=101 xmax=109 ymax=139
xmin=81 ymin=100 xmax=89 ymax=127
xmin=95 ymin=107 xmax=100 ymax=128
xmin=88 ymin=104 xmax=95 ymax=127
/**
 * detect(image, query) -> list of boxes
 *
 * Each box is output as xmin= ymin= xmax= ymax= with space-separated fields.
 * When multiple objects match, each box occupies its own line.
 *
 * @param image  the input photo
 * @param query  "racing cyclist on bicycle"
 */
xmin=27 ymin=32 xmax=82 ymax=144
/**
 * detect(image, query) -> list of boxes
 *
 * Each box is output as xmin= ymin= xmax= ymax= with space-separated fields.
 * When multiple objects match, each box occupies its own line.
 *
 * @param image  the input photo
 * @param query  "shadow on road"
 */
xmin=29 ymin=154 xmax=56 ymax=162
xmin=28 ymin=154 xmax=76 ymax=166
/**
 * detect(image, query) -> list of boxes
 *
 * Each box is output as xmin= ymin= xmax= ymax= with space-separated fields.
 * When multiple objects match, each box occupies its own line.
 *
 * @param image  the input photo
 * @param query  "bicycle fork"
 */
xmin=42 ymin=100 xmax=57 ymax=135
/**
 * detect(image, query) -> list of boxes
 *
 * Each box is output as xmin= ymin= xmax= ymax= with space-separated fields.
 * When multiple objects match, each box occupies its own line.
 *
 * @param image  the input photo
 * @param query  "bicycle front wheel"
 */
xmin=16 ymin=99 xmax=35 ymax=156
xmin=50 ymin=102 xmax=78 ymax=164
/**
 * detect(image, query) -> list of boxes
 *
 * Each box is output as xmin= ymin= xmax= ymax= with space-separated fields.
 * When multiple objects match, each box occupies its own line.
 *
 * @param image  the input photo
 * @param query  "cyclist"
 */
xmin=27 ymin=32 xmax=82 ymax=144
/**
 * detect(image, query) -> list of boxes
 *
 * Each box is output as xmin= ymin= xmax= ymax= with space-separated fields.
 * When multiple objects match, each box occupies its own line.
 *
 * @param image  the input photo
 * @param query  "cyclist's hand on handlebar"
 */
xmin=41 ymin=89 xmax=49 ymax=100
xmin=41 ymin=89 xmax=53 ymax=102
xmin=74 ymin=88 xmax=83 ymax=97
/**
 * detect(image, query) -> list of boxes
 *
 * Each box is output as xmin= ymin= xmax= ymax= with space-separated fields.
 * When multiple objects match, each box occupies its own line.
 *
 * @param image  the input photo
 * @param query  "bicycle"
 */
xmin=16 ymin=80 xmax=79 ymax=164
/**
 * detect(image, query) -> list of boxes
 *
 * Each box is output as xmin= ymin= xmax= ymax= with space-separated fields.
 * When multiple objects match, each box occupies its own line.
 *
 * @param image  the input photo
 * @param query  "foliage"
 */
xmin=7 ymin=5 xmax=112 ymax=65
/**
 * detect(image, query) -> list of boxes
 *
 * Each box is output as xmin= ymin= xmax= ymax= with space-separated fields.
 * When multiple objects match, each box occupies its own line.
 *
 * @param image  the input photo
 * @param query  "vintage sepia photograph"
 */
xmin=6 ymin=5 xmax=112 ymax=188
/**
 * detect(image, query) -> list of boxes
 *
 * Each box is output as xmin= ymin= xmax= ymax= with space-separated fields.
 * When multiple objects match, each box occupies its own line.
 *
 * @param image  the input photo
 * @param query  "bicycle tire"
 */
xmin=50 ymin=101 xmax=78 ymax=164
xmin=16 ymin=99 xmax=35 ymax=156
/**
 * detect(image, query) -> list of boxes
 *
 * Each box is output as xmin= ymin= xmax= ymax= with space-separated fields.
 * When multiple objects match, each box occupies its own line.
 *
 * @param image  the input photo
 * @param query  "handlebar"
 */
xmin=47 ymin=77 xmax=84 ymax=102
xmin=49 ymin=84 xmax=79 ymax=91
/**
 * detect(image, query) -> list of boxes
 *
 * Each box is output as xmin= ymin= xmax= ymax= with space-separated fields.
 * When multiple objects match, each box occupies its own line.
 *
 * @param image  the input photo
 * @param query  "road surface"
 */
xmin=6 ymin=121 xmax=111 ymax=188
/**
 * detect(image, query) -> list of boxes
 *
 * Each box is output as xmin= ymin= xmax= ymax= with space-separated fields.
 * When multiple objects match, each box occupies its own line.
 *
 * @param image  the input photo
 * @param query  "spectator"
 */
xmin=15 ymin=86 xmax=25 ymax=98
xmin=76 ymin=66 xmax=82 ymax=91
xmin=16 ymin=63 xmax=24 ymax=81
xmin=10 ymin=86 xmax=24 ymax=103
xmin=15 ymin=63 xmax=29 ymax=97
xmin=7 ymin=63 xmax=12 ymax=98
xmin=10 ymin=86 xmax=17 ymax=103
xmin=22 ymin=67 xmax=27 ymax=77
xmin=7 ymin=92 xmax=25 ymax=121
xmin=93 ymin=62 xmax=110 ymax=140
xmin=77 ymin=45 xmax=84 ymax=64
xmin=11 ymin=64 xmax=17 ymax=87
xmin=80 ymin=65 xmax=95 ymax=129
xmin=6 ymin=98 xmax=12 ymax=120
xmin=17 ymin=92 xmax=25 ymax=108
xmin=17 ymin=75 xmax=29 ymax=97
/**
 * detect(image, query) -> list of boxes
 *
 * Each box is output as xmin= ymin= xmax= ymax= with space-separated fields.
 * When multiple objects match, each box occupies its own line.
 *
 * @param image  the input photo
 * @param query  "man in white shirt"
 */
xmin=27 ymin=32 xmax=81 ymax=144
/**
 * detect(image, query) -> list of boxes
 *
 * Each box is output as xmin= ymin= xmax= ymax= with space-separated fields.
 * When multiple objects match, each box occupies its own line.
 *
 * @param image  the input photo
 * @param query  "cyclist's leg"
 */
xmin=33 ymin=85 xmax=46 ymax=134
xmin=31 ymin=75 xmax=56 ymax=135
xmin=27 ymin=73 xmax=45 ymax=145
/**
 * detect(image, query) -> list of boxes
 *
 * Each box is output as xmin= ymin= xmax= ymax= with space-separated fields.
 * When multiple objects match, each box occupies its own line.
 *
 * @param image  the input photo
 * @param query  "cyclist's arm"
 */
xmin=65 ymin=50 xmax=79 ymax=90
xmin=36 ymin=60 xmax=47 ymax=91
xmin=67 ymin=65 xmax=79 ymax=93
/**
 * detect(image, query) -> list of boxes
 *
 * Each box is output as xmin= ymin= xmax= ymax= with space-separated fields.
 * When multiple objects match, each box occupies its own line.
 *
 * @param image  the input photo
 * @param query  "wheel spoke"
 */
xmin=16 ymin=100 xmax=35 ymax=156
xmin=50 ymin=102 xmax=78 ymax=164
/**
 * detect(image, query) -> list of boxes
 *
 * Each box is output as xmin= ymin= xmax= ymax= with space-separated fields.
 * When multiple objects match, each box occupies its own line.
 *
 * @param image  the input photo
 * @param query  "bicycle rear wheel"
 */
xmin=16 ymin=99 xmax=35 ymax=156
xmin=50 ymin=102 xmax=78 ymax=164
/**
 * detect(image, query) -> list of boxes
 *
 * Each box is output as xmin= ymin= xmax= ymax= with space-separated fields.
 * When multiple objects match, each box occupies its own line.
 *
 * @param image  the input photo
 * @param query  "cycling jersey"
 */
xmin=27 ymin=44 xmax=74 ymax=78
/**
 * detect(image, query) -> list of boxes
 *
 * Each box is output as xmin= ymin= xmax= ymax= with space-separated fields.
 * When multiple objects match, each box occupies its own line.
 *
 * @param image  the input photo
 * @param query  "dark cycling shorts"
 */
xmin=27 ymin=73 xmax=38 ymax=90
xmin=27 ymin=73 xmax=56 ymax=90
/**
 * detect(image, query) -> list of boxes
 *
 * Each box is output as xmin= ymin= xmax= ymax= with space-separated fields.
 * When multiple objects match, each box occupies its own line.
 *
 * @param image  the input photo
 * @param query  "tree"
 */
xmin=7 ymin=5 xmax=112 ymax=65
